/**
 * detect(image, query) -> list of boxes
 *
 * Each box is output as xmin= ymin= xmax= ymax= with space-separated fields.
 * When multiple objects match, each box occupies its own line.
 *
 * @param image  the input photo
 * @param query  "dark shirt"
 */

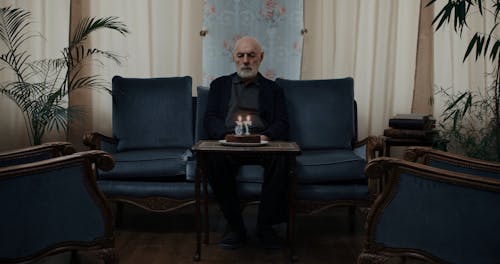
xmin=225 ymin=75 xmax=266 ymax=133
xmin=204 ymin=72 xmax=289 ymax=140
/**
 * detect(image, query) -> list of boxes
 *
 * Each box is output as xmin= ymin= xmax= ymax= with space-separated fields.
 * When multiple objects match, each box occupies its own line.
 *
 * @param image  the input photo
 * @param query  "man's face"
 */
xmin=233 ymin=39 xmax=263 ymax=79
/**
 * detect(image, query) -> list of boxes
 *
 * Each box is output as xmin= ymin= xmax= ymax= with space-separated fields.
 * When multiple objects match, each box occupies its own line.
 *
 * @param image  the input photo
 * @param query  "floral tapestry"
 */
xmin=202 ymin=0 xmax=304 ymax=86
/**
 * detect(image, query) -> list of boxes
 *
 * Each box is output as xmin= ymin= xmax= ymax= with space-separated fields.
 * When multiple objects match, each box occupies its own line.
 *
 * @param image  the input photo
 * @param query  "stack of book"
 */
xmin=384 ymin=114 xmax=437 ymax=139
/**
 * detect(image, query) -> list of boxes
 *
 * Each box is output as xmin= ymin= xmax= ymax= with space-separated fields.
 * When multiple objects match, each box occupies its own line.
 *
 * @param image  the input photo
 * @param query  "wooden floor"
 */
xmin=112 ymin=204 xmax=366 ymax=264
xmin=35 ymin=204 xmax=428 ymax=264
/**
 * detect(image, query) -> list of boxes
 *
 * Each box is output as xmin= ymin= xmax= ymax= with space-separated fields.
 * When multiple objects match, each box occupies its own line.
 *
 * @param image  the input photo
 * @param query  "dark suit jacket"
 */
xmin=204 ymin=72 xmax=289 ymax=140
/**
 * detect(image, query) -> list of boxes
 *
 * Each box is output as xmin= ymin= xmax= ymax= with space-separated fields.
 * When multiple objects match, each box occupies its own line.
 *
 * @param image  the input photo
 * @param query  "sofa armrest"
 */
xmin=0 ymin=142 xmax=76 ymax=167
xmin=404 ymin=146 xmax=500 ymax=179
xmin=363 ymin=136 xmax=385 ymax=161
xmin=83 ymin=132 xmax=118 ymax=153
xmin=352 ymin=136 xmax=385 ymax=199
xmin=0 ymin=142 xmax=75 ymax=158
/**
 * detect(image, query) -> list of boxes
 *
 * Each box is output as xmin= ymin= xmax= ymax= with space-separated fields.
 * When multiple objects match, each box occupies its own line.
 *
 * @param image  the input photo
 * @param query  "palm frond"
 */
xmin=70 ymin=16 xmax=129 ymax=48
xmin=0 ymin=7 xmax=32 ymax=49
xmin=68 ymin=74 xmax=110 ymax=92
xmin=64 ymin=45 xmax=125 ymax=70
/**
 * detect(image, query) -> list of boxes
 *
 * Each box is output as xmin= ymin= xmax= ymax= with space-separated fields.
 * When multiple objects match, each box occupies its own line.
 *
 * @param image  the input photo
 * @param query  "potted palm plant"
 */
xmin=428 ymin=0 xmax=500 ymax=161
xmin=0 ymin=6 xmax=129 ymax=145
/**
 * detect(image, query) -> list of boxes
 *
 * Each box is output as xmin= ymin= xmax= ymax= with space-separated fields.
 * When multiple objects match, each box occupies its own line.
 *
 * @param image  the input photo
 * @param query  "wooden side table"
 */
xmin=191 ymin=140 xmax=301 ymax=262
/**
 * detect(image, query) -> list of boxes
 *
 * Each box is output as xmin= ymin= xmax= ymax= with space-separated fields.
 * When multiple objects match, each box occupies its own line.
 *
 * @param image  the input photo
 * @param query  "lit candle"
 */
xmin=235 ymin=115 xmax=243 ymax=135
xmin=243 ymin=115 xmax=251 ymax=135
xmin=246 ymin=115 xmax=252 ymax=126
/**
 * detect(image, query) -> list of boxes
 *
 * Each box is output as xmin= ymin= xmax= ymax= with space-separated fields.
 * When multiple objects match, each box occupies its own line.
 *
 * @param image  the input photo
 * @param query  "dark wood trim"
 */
xmin=107 ymin=196 xmax=195 ymax=213
xmin=83 ymin=132 xmax=118 ymax=150
xmin=405 ymin=146 xmax=500 ymax=173
xmin=0 ymin=141 xmax=75 ymax=161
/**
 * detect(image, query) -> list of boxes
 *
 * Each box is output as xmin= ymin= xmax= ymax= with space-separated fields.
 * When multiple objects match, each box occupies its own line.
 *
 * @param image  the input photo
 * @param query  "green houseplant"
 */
xmin=0 ymin=7 xmax=129 ymax=145
xmin=428 ymin=0 xmax=500 ymax=161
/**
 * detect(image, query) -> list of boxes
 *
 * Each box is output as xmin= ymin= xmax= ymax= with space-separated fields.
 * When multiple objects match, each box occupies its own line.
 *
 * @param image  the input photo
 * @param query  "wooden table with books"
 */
xmin=383 ymin=114 xmax=438 ymax=157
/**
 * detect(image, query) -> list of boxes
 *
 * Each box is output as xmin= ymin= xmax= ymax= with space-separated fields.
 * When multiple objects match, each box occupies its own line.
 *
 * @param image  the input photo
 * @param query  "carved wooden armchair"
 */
xmin=359 ymin=147 xmax=500 ymax=264
xmin=0 ymin=148 xmax=117 ymax=263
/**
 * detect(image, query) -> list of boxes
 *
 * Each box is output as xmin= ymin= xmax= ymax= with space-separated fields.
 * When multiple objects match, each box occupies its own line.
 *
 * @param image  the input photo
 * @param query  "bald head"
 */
xmin=233 ymin=36 xmax=264 ymax=80
xmin=233 ymin=36 xmax=262 ymax=54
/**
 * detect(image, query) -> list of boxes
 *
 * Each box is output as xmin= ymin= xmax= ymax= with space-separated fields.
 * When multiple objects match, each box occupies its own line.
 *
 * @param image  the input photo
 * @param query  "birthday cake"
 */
xmin=225 ymin=134 xmax=261 ymax=143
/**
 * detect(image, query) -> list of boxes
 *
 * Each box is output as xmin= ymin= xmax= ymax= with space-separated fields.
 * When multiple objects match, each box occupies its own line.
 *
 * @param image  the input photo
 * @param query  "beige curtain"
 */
xmin=302 ymin=0 xmax=421 ymax=139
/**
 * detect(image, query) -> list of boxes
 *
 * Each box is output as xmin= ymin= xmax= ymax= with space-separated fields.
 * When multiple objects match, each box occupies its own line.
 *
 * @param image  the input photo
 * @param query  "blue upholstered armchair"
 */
xmin=0 ymin=147 xmax=116 ymax=263
xmin=83 ymin=76 xmax=195 ymax=217
xmin=358 ymin=147 xmax=500 ymax=264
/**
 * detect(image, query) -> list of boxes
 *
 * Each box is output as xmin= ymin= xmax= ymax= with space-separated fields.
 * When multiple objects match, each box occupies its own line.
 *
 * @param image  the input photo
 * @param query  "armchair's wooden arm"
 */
xmin=404 ymin=146 xmax=500 ymax=172
xmin=0 ymin=150 xmax=115 ymax=174
xmin=364 ymin=136 xmax=385 ymax=161
xmin=353 ymin=136 xmax=385 ymax=198
xmin=83 ymin=132 xmax=117 ymax=150
xmin=0 ymin=142 xmax=75 ymax=160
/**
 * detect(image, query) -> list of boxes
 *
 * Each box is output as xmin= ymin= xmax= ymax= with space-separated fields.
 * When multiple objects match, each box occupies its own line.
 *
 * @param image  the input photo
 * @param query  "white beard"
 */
xmin=237 ymin=67 xmax=258 ymax=79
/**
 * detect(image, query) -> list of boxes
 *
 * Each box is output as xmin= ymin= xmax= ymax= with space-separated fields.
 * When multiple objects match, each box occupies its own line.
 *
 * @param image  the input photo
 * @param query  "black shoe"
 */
xmin=218 ymin=231 xmax=247 ymax=250
xmin=256 ymin=227 xmax=285 ymax=250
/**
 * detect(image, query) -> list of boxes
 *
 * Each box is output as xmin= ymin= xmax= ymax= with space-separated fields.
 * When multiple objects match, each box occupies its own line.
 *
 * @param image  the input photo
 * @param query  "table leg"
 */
xmin=287 ymin=156 xmax=298 ymax=262
xmin=201 ymin=154 xmax=210 ymax=245
xmin=193 ymin=156 xmax=202 ymax=261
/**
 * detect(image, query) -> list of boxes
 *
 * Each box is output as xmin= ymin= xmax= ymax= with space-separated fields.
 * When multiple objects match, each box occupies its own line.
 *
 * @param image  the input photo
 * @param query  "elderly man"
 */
xmin=204 ymin=36 xmax=289 ymax=249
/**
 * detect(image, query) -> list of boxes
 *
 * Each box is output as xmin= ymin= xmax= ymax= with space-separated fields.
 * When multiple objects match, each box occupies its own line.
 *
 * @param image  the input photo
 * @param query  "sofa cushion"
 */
xmin=277 ymin=77 xmax=355 ymax=150
xmin=99 ymin=148 xmax=189 ymax=180
xmin=296 ymin=149 xmax=365 ymax=183
xmin=97 ymin=180 xmax=198 ymax=200
xmin=112 ymin=76 xmax=193 ymax=151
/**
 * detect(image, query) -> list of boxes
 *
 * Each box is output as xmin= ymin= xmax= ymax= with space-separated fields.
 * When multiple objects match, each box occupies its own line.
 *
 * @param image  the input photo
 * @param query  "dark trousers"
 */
xmin=206 ymin=154 xmax=288 ymax=234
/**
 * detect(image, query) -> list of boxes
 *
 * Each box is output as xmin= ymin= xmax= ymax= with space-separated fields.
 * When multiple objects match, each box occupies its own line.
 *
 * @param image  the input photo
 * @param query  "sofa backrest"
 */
xmin=276 ymin=77 xmax=355 ymax=150
xmin=195 ymin=86 xmax=210 ymax=142
xmin=112 ymin=76 xmax=193 ymax=151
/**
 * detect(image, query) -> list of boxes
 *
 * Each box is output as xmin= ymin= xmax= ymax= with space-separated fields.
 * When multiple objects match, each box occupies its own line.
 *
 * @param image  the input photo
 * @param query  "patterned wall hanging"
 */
xmin=202 ymin=0 xmax=304 ymax=86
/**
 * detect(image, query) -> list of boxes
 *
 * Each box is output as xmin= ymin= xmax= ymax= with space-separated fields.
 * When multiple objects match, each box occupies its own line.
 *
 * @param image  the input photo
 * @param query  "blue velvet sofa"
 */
xmin=0 ymin=143 xmax=116 ymax=263
xmin=83 ymin=76 xmax=381 ymax=225
xmin=359 ymin=147 xmax=500 ymax=264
